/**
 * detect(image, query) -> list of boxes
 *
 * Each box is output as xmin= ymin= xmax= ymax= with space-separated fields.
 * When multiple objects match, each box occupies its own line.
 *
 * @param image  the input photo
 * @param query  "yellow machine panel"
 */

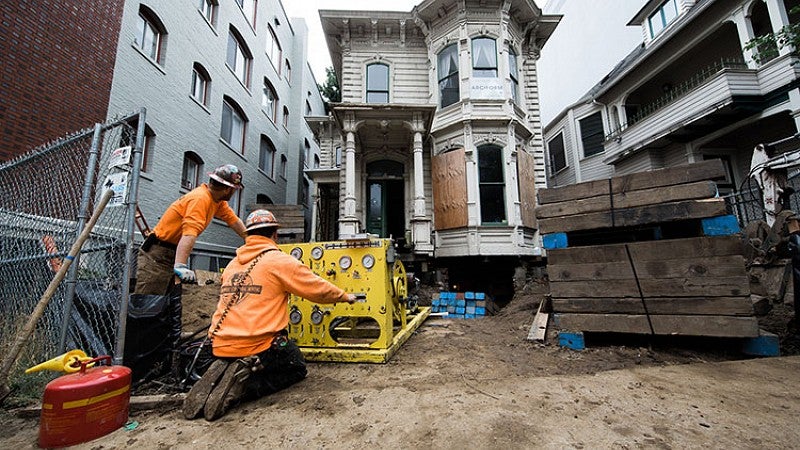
xmin=279 ymin=238 xmax=429 ymax=363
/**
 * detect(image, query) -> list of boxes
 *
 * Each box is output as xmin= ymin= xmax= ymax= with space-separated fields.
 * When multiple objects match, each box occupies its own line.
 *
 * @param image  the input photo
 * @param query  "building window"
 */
xmin=181 ymin=152 xmax=203 ymax=190
xmin=121 ymin=119 xmax=155 ymax=173
xmin=472 ymin=37 xmax=497 ymax=78
xmin=438 ymin=44 xmax=459 ymax=108
xmin=236 ymin=0 xmax=257 ymax=29
xmin=266 ymin=25 xmax=282 ymax=74
xmin=228 ymin=188 xmax=241 ymax=215
xmin=548 ymin=133 xmax=566 ymax=174
xmin=648 ymin=0 xmax=678 ymax=38
xmin=259 ymin=136 xmax=276 ymax=177
xmin=478 ymin=145 xmax=506 ymax=224
xmin=262 ymin=79 xmax=278 ymax=123
xmin=305 ymin=100 xmax=312 ymax=115
xmin=508 ymin=48 xmax=519 ymax=104
xmin=579 ymin=112 xmax=605 ymax=157
xmin=191 ymin=62 xmax=210 ymax=106
xmin=335 ymin=146 xmax=342 ymax=167
xmin=198 ymin=0 xmax=217 ymax=26
xmin=302 ymin=180 xmax=310 ymax=206
xmin=366 ymin=63 xmax=389 ymax=103
xmin=221 ymin=97 xmax=247 ymax=153
xmin=280 ymin=154 xmax=287 ymax=178
xmin=227 ymin=28 xmax=252 ymax=87
xmin=304 ymin=139 xmax=311 ymax=167
xmin=285 ymin=60 xmax=292 ymax=83
xmin=135 ymin=6 xmax=166 ymax=63
xmin=256 ymin=194 xmax=273 ymax=204
xmin=282 ymin=106 xmax=289 ymax=128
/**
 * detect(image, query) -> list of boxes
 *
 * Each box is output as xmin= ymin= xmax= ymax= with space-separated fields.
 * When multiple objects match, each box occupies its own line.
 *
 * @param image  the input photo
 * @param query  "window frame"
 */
xmin=472 ymin=37 xmax=498 ymax=78
xmin=227 ymin=28 xmax=252 ymax=88
xmin=262 ymin=79 xmax=278 ymax=123
xmin=235 ymin=0 xmax=257 ymax=29
xmin=437 ymin=44 xmax=460 ymax=108
xmin=198 ymin=0 xmax=217 ymax=26
xmin=548 ymin=132 xmax=567 ymax=174
xmin=221 ymin=97 xmax=248 ymax=153
xmin=579 ymin=112 xmax=605 ymax=158
xmin=259 ymin=135 xmax=276 ymax=178
xmin=280 ymin=154 xmax=288 ymax=178
xmin=647 ymin=0 xmax=678 ymax=38
xmin=366 ymin=63 xmax=390 ymax=103
xmin=181 ymin=152 xmax=203 ymax=191
xmin=477 ymin=145 xmax=506 ymax=224
xmin=191 ymin=63 xmax=210 ymax=106
xmin=135 ymin=7 xmax=165 ymax=64
xmin=282 ymin=106 xmax=290 ymax=128
xmin=266 ymin=25 xmax=282 ymax=75
xmin=508 ymin=47 xmax=519 ymax=104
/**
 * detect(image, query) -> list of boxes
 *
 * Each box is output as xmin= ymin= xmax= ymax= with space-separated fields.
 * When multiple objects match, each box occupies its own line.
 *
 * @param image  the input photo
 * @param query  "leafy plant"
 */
xmin=743 ymin=6 xmax=800 ymax=65
xmin=317 ymin=66 xmax=341 ymax=103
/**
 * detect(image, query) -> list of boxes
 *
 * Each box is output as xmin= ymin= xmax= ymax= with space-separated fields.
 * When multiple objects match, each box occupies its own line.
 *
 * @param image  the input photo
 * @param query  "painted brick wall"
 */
xmin=0 ymin=0 xmax=124 ymax=161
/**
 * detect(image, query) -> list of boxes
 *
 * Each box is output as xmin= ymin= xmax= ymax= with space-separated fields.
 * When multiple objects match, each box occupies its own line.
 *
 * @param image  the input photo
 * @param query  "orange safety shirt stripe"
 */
xmin=210 ymin=235 xmax=349 ymax=357
xmin=151 ymin=184 xmax=239 ymax=245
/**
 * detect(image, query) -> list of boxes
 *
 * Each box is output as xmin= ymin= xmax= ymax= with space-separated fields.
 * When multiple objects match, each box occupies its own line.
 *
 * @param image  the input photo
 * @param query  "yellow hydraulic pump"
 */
xmin=279 ymin=237 xmax=429 ymax=363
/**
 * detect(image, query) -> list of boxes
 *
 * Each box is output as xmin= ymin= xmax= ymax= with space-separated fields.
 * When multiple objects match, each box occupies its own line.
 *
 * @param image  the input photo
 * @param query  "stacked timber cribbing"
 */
xmin=431 ymin=292 xmax=495 ymax=318
xmin=537 ymin=160 xmax=760 ymax=338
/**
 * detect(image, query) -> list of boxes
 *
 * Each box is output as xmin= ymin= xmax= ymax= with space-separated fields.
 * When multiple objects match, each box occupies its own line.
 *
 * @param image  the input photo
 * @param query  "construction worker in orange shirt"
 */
xmin=126 ymin=164 xmax=247 ymax=383
xmin=183 ymin=208 xmax=357 ymax=421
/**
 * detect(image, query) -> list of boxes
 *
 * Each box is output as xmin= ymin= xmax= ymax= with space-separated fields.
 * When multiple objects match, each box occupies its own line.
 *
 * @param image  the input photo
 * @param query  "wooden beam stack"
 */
xmin=537 ymin=160 xmax=759 ymax=338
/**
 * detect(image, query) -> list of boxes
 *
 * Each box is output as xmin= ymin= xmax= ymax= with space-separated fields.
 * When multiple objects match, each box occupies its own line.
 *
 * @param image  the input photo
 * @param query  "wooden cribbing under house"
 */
xmin=536 ymin=159 xmax=761 ymax=338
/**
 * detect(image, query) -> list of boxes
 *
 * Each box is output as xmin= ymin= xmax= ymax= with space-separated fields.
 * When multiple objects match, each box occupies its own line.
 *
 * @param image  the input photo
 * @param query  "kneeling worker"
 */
xmin=184 ymin=209 xmax=356 ymax=421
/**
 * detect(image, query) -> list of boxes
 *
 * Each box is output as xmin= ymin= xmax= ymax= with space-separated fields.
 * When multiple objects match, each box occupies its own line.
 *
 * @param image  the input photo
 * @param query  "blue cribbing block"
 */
xmin=475 ymin=307 xmax=486 ymax=315
xmin=456 ymin=306 xmax=465 ymax=314
xmin=466 ymin=306 xmax=476 ymax=314
xmin=447 ymin=292 xmax=456 ymax=299
xmin=456 ymin=299 xmax=466 ymax=307
xmin=466 ymin=300 xmax=476 ymax=308
xmin=702 ymin=215 xmax=740 ymax=236
xmin=741 ymin=331 xmax=780 ymax=357
xmin=557 ymin=331 xmax=585 ymax=351
xmin=465 ymin=314 xmax=476 ymax=319
xmin=465 ymin=292 xmax=475 ymax=299
xmin=432 ymin=299 xmax=440 ymax=307
xmin=543 ymin=232 xmax=568 ymax=249
xmin=447 ymin=306 xmax=455 ymax=313
xmin=475 ymin=292 xmax=485 ymax=300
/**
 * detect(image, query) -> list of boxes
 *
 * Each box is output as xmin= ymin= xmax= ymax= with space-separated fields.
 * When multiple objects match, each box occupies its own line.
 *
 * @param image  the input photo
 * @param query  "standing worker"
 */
xmin=126 ymin=164 xmax=248 ymax=383
xmin=183 ymin=209 xmax=356 ymax=421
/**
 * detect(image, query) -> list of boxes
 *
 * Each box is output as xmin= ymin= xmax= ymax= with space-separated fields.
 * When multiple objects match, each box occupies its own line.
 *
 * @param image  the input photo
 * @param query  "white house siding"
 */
xmin=340 ymin=42 xmax=429 ymax=104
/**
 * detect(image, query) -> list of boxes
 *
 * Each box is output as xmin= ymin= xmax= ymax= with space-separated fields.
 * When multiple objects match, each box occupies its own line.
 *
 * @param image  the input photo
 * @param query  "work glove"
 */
xmin=173 ymin=263 xmax=196 ymax=283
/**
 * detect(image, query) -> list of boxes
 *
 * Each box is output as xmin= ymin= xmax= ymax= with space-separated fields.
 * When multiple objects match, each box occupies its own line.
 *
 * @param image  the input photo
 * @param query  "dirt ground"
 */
xmin=2 ymin=277 xmax=800 ymax=449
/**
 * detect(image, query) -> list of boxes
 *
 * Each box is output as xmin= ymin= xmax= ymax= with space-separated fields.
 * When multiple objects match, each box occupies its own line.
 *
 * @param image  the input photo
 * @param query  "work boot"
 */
xmin=182 ymin=359 xmax=229 ymax=420
xmin=203 ymin=356 xmax=260 ymax=421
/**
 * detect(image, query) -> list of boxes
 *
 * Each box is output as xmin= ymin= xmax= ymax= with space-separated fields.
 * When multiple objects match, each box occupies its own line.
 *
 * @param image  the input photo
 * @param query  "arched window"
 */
xmin=135 ymin=5 xmax=167 ymax=64
xmin=198 ymin=0 xmax=218 ymax=26
xmin=121 ymin=118 xmax=155 ymax=173
xmin=266 ymin=25 xmax=282 ymax=74
xmin=259 ymin=135 xmax=276 ymax=177
xmin=304 ymin=139 xmax=311 ymax=167
xmin=236 ymin=0 xmax=257 ymax=29
xmin=366 ymin=63 xmax=389 ymax=103
xmin=285 ymin=60 xmax=292 ymax=83
xmin=227 ymin=27 xmax=252 ymax=87
xmin=181 ymin=151 xmax=204 ymax=190
xmin=472 ymin=37 xmax=497 ymax=78
xmin=191 ymin=62 xmax=211 ymax=106
xmin=282 ymin=106 xmax=289 ymax=128
xmin=256 ymin=194 xmax=273 ymax=204
xmin=437 ymin=44 xmax=459 ymax=108
xmin=221 ymin=96 xmax=248 ymax=153
xmin=314 ymin=154 xmax=320 ymax=168
xmin=280 ymin=154 xmax=288 ymax=177
xmin=478 ymin=145 xmax=505 ymax=223
xmin=262 ymin=79 xmax=278 ymax=123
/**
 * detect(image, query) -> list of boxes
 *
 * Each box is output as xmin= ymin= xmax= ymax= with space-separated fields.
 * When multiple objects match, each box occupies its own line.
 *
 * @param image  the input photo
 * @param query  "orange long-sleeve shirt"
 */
xmin=151 ymin=184 xmax=239 ymax=245
xmin=210 ymin=235 xmax=349 ymax=357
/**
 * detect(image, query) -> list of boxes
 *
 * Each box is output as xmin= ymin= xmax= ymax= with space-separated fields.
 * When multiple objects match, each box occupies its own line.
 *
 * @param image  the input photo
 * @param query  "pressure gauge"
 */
xmin=362 ymin=254 xmax=375 ymax=269
xmin=289 ymin=307 xmax=302 ymax=324
xmin=311 ymin=246 xmax=324 ymax=260
xmin=290 ymin=247 xmax=303 ymax=260
xmin=338 ymin=255 xmax=352 ymax=270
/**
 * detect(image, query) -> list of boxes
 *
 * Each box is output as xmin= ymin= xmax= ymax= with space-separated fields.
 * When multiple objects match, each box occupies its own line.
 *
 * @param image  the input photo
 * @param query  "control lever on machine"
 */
xmin=352 ymin=293 xmax=367 ymax=303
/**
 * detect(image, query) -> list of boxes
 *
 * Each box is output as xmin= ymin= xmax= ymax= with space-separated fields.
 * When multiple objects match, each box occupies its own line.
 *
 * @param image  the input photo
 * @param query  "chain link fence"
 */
xmin=0 ymin=110 xmax=144 ymax=401
xmin=722 ymin=172 xmax=800 ymax=228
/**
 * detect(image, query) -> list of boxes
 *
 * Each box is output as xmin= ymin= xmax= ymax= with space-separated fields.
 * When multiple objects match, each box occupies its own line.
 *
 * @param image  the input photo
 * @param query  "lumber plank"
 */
xmin=535 ymin=180 xmax=718 ymax=219
xmin=547 ymin=236 xmax=744 ymax=265
xmin=550 ymin=275 xmax=750 ymax=298
xmin=548 ymin=255 xmax=746 ymax=282
xmin=551 ymin=296 xmax=755 ymax=315
xmin=538 ymin=198 xmax=727 ymax=234
xmin=526 ymin=299 xmax=549 ymax=342
xmin=552 ymin=313 xmax=760 ymax=337
xmin=537 ymin=159 xmax=725 ymax=204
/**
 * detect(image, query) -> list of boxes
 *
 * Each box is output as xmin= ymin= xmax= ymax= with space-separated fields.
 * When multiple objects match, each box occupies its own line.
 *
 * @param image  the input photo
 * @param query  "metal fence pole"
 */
xmin=58 ymin=123 xmax=103 ymax=352
xmin=114 ymin=107 xmax=146 ymax=365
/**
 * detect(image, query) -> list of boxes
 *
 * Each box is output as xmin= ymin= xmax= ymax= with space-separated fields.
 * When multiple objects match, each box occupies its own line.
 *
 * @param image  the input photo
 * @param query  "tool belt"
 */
xmin=142 ymin=233 xmax=177 ymax=252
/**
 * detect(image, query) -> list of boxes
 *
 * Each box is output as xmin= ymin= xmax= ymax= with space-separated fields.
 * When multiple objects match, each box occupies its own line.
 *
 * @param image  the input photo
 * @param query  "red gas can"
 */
xmin=38 ymin=356 xmax=131 ymax=449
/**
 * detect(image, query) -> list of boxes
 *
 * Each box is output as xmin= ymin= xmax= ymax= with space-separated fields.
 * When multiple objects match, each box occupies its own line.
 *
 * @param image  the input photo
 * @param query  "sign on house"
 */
xmin=470 ymin=79 xmax=504 ymax=100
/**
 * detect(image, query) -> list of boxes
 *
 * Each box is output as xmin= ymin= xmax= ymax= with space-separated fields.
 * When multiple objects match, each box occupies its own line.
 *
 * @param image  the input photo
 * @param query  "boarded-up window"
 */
xmin=579 ymin=112 xmax=604 ymax=157
xmin=548 ymin=132 xmax=566 ymax=173
xmin=432 ymin=148 xmax=468 ymax=230
xmin=517 ymin=149 xmax=538 ymax=228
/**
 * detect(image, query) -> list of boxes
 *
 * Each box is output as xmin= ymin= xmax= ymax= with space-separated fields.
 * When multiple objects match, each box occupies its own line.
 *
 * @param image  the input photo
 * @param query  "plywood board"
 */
xmin=431 ymin=149 xmax=468 ymax=230
xmin=552 ymin=313 xmax=759 ymax=337
xmin=517 ymin=149 xmax=538 ymax=228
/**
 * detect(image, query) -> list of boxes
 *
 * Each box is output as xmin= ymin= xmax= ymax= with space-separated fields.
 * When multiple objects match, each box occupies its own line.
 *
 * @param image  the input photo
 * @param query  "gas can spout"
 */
xmin=25 ymin=350 xmax=93 ymax=374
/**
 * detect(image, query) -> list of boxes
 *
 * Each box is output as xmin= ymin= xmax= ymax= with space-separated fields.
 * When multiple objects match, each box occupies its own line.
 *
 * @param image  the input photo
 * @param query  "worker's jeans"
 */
xmin=135 ymin=244 xmax=176 ymax=295
xmin=242 ymin=334 xmax=308 ymax=400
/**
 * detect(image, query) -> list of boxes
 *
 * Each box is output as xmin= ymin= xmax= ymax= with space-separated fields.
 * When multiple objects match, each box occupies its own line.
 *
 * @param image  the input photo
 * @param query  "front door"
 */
xmin=365 ymin=160 xmax=405 ymax=239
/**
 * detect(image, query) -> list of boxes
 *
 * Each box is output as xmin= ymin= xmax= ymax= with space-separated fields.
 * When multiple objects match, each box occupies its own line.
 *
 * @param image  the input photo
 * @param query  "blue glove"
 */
xmin=173 ymin=263 xmax=196 ymax=283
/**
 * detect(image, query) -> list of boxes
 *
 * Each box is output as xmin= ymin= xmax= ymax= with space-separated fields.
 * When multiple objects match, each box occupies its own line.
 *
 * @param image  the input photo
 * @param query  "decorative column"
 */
xmin=764 ymin=0 xmax=792 ymax=56
xmin=732 ymin=8 xmax=758 ymax=68
xmin=410 ymin=112 xmax=433 ymax=253
xmin=339 ymin=112 xmax=361 ymax=237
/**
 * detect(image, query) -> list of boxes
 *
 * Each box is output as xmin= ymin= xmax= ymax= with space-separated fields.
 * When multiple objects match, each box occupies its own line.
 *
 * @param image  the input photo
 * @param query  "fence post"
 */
xmin=58 ymin=123 xmax=103 ymax=352
xmin=114 ymin=107 xmax=147 ymax=365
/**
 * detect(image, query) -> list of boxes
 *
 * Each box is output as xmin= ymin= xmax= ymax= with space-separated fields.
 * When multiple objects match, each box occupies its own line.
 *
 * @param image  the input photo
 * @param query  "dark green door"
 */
xmin=365 ymin=160 xmax=405 ymax=239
